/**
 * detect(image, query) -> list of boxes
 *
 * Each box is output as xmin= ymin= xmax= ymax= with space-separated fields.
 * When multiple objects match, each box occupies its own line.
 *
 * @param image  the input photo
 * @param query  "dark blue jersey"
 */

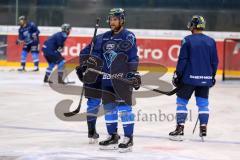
xmin=176 ymin=33 xmax=219 ymax=86
xmin=18 ymin=21 xmax=40 ymax=45
xmin=43 ymin=32 xmax=68 ymax=53
xmin=80 ymin=28 xmax=139 ymax=87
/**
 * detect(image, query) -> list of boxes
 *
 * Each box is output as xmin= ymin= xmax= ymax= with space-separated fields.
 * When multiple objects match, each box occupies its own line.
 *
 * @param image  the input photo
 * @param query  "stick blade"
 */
xmin=66 ymin=81 xmax=76 ymax=84
xmin=64 ymin=110 xmax=79 ymax=117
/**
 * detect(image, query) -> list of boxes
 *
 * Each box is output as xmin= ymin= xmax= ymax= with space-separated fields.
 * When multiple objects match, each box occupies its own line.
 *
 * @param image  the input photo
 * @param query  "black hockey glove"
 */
xmin=172 ymin=71 xmax=182 ymax=88
xmin=126 ymin=72 xmax=141 ymax=90
xmin=86 ymin=56 xmax=98 ymax=69
xmin=76 ymin=56 xmax=99 ymax=82
xmin=75 ymin=65 xmax=87 ymax=82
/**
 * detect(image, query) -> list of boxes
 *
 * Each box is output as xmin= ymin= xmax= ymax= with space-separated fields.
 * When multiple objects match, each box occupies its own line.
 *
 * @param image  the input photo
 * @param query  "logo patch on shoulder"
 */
xmin=126 ymin=34 xmax=135 ymax=45
xmin=181 ymin=38 xmax=186 ymax=46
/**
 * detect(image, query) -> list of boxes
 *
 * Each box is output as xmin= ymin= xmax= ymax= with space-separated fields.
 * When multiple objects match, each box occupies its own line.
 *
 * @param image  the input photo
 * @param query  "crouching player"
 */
xmin=42 ymin=24 xmax=71 ymax=84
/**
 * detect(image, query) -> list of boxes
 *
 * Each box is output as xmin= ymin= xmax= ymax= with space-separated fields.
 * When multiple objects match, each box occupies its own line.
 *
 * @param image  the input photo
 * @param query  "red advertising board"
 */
xmin=7 ymin=35 xmax=224 ymax=69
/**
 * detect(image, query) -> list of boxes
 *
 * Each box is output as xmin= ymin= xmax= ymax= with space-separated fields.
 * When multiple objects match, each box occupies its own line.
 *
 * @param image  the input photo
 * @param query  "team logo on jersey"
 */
xmin=103 ymin=41 xmax=117 ymax=52
xmin=23 ymin=31 xmax=29 ymax=37
xmin=103 ymin=50 xmax=118 ymax=68
xmin=118 ymin=40 xmax=132 ymax=51
xmin=106 ymin=43 xmax=115 ymax=50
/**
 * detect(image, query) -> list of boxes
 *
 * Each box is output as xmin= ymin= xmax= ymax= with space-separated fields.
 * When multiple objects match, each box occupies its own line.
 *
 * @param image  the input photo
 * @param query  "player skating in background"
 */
xmin=169 ymin=15 xmax=219 ymax=141
xmin=42 ymin=24 xmax=71 ymax=84
xmin=16 ymin=15 xmax=40 ymax=72
xmin=76 ymin=8 xmax=141 ymax=152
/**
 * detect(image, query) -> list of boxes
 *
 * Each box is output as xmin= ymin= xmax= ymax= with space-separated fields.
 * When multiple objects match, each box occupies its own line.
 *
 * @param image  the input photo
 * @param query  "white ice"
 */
xmin=0 ymin=67 xmax=240 ymax=160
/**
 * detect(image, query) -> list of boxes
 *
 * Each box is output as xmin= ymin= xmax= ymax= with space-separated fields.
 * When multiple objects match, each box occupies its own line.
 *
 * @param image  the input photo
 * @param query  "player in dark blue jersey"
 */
xmin=76 ymin=8 xmax=141 ymax=152
xmin=169 ymin=15 xmax=219 ymax=141
xmin=42 ymin=24 xmax=71 ymax=84
xmin=16 ymin=16 xmax=40 ymax=72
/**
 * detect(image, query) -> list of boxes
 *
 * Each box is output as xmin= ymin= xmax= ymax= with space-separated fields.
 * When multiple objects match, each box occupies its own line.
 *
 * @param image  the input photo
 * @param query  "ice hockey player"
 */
xmin=169 ymin=15 xmax=219 ymax=141
xmin=16 ymin=15 xmax=40 ymax=72
xmin=76 ymin=45 xmax=102 ymax=144
xmin=76 ymin=8 xmax=141 ymax=152
xmin=42 ymin=24 xmax=71 ymax=84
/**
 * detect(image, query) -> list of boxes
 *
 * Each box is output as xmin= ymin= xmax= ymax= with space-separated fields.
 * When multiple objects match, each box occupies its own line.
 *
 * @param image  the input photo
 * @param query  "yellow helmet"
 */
xmin=187 ymin=15 xmax=206 ymax=30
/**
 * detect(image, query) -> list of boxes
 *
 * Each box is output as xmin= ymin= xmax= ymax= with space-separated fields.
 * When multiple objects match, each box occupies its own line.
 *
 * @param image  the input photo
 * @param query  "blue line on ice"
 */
xmin=1 ymin=124 xmax=240 ymax=145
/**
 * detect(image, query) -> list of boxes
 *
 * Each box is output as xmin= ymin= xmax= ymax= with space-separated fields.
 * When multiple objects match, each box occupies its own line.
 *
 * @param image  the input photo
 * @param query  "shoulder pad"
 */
xmin=181 ymin=37 xmax=187 ymax=46
xmin=29 ymin=21 xmax=36 ymax=27
xmin=96 ymin=33 xmax=104 ymax=38
xmin=102 ymin=31 xmax=112 ymax=37
xmin=126 ymin=32 xmax=136 ymax=45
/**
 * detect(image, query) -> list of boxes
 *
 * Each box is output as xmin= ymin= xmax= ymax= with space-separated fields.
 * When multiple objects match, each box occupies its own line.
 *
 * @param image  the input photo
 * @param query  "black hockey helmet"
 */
xmin=61 ymin=23 xmax=71 ymax=33
xmin=18 ymin=15 xmax=27 ymax=21
xmin=187 ymin=15 xmax=206 ymax=30
xmin=107 ymin=8 xmax=125 ymax=24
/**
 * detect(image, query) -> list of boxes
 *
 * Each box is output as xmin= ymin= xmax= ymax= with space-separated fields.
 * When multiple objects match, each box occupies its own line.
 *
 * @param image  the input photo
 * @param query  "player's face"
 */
xmin=19 ymin=20 xmax=26 ymax=27
xmin=109 ymin=16 xmax=123 ymax=32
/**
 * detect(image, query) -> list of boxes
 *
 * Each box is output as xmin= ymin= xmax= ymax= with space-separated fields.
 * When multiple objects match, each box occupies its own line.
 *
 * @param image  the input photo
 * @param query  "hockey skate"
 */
xmin=32 ymin=66 xmax=39 ymax=72
xmin=43 ymin=74 xmax=53 ymax=83
xmin=118 ymin=136 xmax=133 ymax=153
xmin=169 ymin=124 xmax=184 ymax=141
xmin=58 ymin=75 xmax=66 ymax=84
xmin=199 ymin=125 xmax=207 ymax=142
xmin=88 ymin=130 xmax=99 ymax=144
xmin=99 ymin=134 xmax=120 ymax=150
xmin=17 ymin=67 xmax=26 ymax=72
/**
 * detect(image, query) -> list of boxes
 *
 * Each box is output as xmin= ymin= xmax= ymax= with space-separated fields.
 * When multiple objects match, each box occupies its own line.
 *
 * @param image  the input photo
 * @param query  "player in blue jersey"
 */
xmin=169 ymin=15 xmax=219 ymax=141
xmin=76 ymin=8 xmax=141 ymax=152
xmin=16 ymin=16 xmax=40 ymax=72
xmin=42 ymin=24 xmax=71 ymax=84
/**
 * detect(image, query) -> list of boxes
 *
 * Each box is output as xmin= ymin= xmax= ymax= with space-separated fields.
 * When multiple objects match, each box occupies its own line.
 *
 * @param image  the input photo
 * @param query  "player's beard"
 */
xmin=111 ymin=24 xmax=122 ymax=33
xmin=19 ymin=22 xmax=24 ymax=27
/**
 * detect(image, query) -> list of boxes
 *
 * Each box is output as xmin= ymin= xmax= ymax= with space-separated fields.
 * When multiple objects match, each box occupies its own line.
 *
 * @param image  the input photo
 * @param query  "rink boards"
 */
xmin=0 ymin=25 xmax=240 ymax=75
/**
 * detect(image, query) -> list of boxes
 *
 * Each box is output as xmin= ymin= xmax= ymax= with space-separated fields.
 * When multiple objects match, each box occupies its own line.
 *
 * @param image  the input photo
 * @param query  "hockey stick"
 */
xmin=64 ymin=86 xmax=85 ymax=117
xmin=192 ymin=116 xmax=204 ymax=142
xmin=87 ymin=68 xmax=179 ymax=96
xmin=192 ymin=117 xmax=199 ymax=134
xmin=141 ymin=85 xmax=179 ymax=96
xmin=65 ymin=76 xmax=76 ymax=84
xmin=64 ymin=18 xmax=100 ymax=117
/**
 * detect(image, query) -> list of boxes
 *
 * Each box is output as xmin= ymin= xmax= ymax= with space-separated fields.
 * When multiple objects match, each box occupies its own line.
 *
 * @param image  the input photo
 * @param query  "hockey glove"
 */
xmin=172 ymin=71 xmax=182 ymax=88
xmin=75 ymin=65 xmax=87 ymax=82
xmin=16 ymin=39 xmax=24 ymax=45
xmin=32 ymin=33 xmax=38 ymax=42
xmin=86 ymin=56 xmax=98 ymax=69
xmin=126 ymin=72 xmax=141 ymax=90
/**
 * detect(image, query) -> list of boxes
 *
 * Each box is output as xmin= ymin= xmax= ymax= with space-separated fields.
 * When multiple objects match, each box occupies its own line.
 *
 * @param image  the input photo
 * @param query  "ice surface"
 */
xmin=0 ymin=67 xmax=240 ymax=160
